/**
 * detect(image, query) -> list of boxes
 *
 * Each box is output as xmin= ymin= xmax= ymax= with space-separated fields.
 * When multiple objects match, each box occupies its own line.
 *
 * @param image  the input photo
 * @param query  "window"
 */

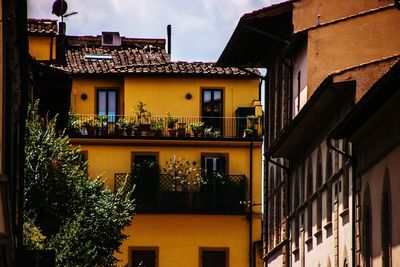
xmin=97 ymin=89 xmax=118 ymax=122
xmin=307 ymin=158 xmax=313 ymax=238
xmin=131 ymin=153 xmax=159 ymax=212
xmin=363 ymin=184 xmax=372 ymax=267
xmin=202 ymin=89 xmax=223 ymax=134
xmin=201 ymin=154 xmax=227 ymax=176
xmin=200 ymin=248 xmax=228 ymax=267
xmin=316 ymin=148 xmax=322 ymax=230
xmin=130 ymin=247 xmax=158 ymax=267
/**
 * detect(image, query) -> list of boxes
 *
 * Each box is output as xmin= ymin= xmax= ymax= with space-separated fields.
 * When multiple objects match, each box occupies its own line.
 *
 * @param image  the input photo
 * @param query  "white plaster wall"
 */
xmin=361 ymin=145 xmax=400 ymax=266
xmin=292 ymin=42 xmax=308 ymax=118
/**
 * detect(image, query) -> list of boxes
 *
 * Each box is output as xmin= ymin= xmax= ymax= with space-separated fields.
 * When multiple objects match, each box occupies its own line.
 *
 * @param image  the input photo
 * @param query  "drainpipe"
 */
xmin=249 ymin=141 xmax=254 ymax=267
xmin=326 ymin=138 xmax=354 ymax=266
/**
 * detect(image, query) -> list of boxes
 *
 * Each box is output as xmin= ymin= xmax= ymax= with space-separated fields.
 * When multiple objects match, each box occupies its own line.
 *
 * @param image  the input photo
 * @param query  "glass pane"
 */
xmin=203 ymin=91 xmax=212 ymax=113
xmin=98 ymin=91 xmax=107 ymax=115
xmin=108 ymin=91 xmax=117 ymax=122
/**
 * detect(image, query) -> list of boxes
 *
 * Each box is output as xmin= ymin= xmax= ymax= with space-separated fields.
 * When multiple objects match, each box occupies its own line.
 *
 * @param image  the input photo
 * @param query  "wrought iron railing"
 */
xmin=114 ymin=173 xmax=248 ymax=214
xmin=66 ymin=114 xmax=261 ymax=139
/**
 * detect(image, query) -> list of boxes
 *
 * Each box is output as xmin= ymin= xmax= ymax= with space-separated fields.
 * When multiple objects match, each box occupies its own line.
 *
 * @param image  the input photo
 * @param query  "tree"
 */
xmin=24 ymin=102 xmax=135 ymax=266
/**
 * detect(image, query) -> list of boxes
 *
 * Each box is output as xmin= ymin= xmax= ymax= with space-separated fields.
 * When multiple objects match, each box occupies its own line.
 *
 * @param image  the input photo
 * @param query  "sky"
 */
xmin=28 ymin=0 xmax=285 ymax=62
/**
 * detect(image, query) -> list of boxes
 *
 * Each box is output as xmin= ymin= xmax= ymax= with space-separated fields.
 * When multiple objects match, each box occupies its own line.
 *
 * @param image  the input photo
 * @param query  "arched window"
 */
xmin=343 ymin=259 xmax=348 ymax=267
xmin=326 ymin=147 xmax=333 ymax=179
xmin=363 ymin=184 xmax=372 ymax=267
xmin=381 ymin=169 xmax=392 ymax=267
xmin=316 ymin=147 xmax=322 ymax=230
xmin=326 ymin=147 xmax=333 ymax=223
xmin=307 ymin=158 xmax=313 ymax=237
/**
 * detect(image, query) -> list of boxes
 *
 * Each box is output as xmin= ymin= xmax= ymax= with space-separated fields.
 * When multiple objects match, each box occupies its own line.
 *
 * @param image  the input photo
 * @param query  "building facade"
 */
xmin=218 ymin=0 xmax=400 ymax=267
xmin=29 ymin=22 xmax=264 ymax=267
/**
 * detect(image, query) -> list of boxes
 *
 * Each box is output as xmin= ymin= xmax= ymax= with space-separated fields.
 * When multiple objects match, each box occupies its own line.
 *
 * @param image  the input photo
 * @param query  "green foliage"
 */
xmin=163 ymin=157 xmax=204 ymax=192
xmin=166 ymin=113 xmax=178 ymax=129
xmin=23 ymin=217 xmax=46 ymax=250
xmin=24 ymin=102 xmax=135 ymax=267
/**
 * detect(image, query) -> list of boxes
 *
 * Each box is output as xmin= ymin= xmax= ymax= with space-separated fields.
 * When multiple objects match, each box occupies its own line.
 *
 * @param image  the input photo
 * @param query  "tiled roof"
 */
xmin=58 ymin=43 xmax=259 ymax=77
xmin=27 ymin=18 xmax=58 ymax=35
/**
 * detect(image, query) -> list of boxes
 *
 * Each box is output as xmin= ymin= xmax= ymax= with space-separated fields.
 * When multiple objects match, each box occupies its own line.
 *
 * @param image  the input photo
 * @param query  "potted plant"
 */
xmin=244 ymin=115 xmax=259 ymax=138
xmin=66 ymin=113 xmax=80 ymax=136
xmin=150 ymin=118 xmax=164 ymax=137
xmin=116 ymin=117 xmax=127 ymax=136
xmin=166 ymin=113 xmax=178 ymax=137
xmin=189 ymin=122 xmax=205 ymax=138
xmin=243 ymin=128 xmax=256 ymax=138
xmin=82 ymin=118 xmax=98 ymax=135
xmin=96 ymin=115 xmax=109 ymax=135
xmin=177 ymin=122 xmax=186 ymax=137
xmin=134 ymin=101 xmax=151 ymax=136
xmin=162 ymin=157 xmax=204 ymax=210
xmin=125 ymin=119 xmax=135 ymax=136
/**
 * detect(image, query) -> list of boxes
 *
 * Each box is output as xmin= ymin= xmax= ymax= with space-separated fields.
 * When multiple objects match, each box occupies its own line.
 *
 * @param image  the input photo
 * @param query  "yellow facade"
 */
xmin=72 ymin=140 xmax=263 ymax=266
xmin=69 ymin=73 xmax=263 ymax=267
xmin=28 ymin=24 xmax=263 ymax=266
xmin=28 ymin=35 xmax=56 ymax=61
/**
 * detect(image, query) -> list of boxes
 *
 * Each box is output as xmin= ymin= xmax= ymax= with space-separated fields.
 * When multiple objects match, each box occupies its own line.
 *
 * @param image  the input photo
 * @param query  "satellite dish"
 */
xmin=52 ymin=0 xmax=68 ymax=17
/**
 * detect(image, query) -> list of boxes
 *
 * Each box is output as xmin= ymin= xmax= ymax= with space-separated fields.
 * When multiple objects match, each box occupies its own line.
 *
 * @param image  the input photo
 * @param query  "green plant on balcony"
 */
xmin=67 ymin=113 xmax=80 ymax=135
xmin=125 ymin=119 xmax=135 ymax=136
xmin=189 ymin=121 xmax=205 ymax=137
xmin=82 ymin=118 xmax=99 ymax=135
xmin=150 ymin=118 xmax=164 ymax=136
xmin=134 ymin=101 xmax=151 ymax=127
xmin=244 ymin=115 xmax=259 ymax=138
xmin=96 ymin=115 xmax=109 ymax=135
xmin=166 ymin=113 xmax=178 ymax=137
xmin=163 ymin=157 xmax=204 ymax=193
xmin=116 ymin=117 xmax=127 ymax=135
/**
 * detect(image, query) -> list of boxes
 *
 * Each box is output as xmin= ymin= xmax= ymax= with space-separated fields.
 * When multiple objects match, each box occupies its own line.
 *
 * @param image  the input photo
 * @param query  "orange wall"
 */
xmin=28 ymin=35 xmax=56 ymax=61
xmin=307 ymin=8 xmax=400 ymax=96
xmin=293 ymin=0 xmax=392 ymax=32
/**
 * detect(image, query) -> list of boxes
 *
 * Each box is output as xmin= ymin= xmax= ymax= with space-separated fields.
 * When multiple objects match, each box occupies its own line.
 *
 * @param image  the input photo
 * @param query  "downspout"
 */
xmin=249 ymin=141 xmax=254 ymax=267
xmin=326 ymin=138 xmax=353 ymax=266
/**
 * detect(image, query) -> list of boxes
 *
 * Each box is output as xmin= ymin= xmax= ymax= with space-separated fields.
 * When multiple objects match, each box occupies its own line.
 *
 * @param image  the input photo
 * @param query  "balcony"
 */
xmin=66 ymin=114 xmax=261 ymax=140
xmin=114 ymin=173 xmax=248 ymax=214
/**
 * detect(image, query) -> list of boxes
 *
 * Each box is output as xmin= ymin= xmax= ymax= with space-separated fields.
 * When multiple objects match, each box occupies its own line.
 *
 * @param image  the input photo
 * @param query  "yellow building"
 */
xmin=29 ymin=23 xmax=263 ymax=267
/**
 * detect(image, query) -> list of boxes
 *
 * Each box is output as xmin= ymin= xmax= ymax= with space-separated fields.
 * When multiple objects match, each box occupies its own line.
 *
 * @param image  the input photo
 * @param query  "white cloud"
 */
xmin=28 ymin=0 xmax=285 ymax=61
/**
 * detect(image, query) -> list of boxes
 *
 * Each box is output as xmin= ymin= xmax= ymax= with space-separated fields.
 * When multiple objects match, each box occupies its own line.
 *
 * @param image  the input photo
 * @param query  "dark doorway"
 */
xmin=202 ymin=89 xmax=223 ymax=134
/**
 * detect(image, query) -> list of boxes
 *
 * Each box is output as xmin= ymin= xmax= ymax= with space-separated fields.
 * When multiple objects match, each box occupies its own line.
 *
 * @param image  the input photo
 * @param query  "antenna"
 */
xmin=52 ymin=0 xmax=78 ymax=23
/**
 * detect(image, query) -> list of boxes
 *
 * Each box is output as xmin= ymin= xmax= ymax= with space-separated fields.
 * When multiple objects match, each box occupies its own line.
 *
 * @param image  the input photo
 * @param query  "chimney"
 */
xmin=167 ymin=24 xmax=171 ymax=56
xmin=56 ymin=21 xmax=67 ymax=65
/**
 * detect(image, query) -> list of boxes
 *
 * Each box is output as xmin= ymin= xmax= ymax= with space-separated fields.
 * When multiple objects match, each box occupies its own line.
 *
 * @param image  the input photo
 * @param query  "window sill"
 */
xmin=340 ymin=208 xmax=349 ymax=218
xmin=305 ymin=236 xmax=313 ymax=245
xmin=314 ymin=229 xmax=322 ymax=238
xmin=292 ymin=246 xmax=299 ymax=255
xmin=324 ymin=221 xmax=332 ymax=230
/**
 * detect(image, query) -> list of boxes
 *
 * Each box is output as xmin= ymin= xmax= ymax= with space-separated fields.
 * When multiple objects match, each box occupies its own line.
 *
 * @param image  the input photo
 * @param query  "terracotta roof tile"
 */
xmin=27 ymin=18 xmax=58 ymax=35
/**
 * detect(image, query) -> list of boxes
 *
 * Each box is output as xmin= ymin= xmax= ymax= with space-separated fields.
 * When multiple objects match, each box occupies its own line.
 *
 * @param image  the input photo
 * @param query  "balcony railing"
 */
xmin=114 ymin=173 xmax=248 ymax=214
xmin=67 ymin=114 xmax=261 ymax=139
